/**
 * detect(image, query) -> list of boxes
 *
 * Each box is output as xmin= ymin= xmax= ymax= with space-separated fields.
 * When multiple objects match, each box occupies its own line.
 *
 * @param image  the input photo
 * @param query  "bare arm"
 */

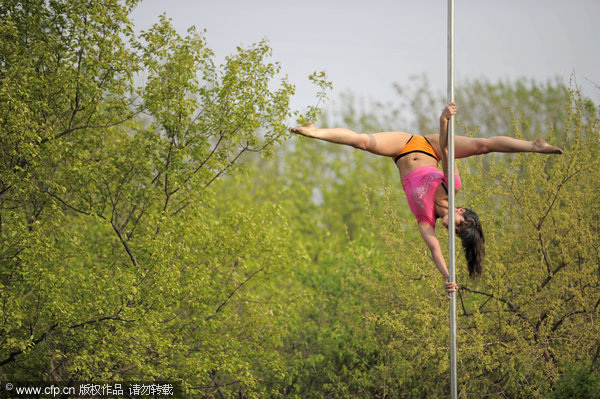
xmin=439 ymin=102 xmax=457 ymax=177
xmin=418 ymin=222 xmax=458 ymax=299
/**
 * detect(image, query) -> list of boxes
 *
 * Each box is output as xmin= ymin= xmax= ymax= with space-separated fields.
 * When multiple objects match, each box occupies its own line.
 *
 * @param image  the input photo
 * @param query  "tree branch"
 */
xmin=461 ymin=286 xmax=535 ymax=331
xmin=536 ymin=165 xmax=585 ymax=230
xmin=192 ymin=129 xmax=226 ymax=175
xmin=538 ymin=232 xmax=553 ymax=275
xmin=0 ymin=323 xmax=58 ymax=367
xmin=38 ymin=110 xmax=142 ymax=145
xmin=170 ymin=143 xmax=250 ymax=217
xmin=112 ymin=223 xmax=139 ymax=268
xmin=44 ymin=190 xmax=97 ymax=218
xmin=538 ymin=261 xmax=567 ymax=292
xmin=551 ymin=309 xmax=586 ymax=333
xmin=0 ymin=185 xmax=12 ymax=201
xmin=202 ymin=143 xmax=249 ymax=189
xmin=68 ymin=313 xmax=133 ymax=329
xmin=205 ymin=267 xmax=263 ymax=322
xmin=0 ymin=309 xmax=134 ymax=367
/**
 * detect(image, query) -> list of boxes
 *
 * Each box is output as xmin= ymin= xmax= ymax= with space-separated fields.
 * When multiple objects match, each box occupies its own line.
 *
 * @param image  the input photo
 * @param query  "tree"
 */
xmin=0 ymin=0 xmax=326 ymax=396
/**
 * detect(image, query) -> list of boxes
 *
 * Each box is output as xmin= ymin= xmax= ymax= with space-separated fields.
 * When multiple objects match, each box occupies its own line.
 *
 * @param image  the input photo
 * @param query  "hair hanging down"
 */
xmin=457 ymin=208 xmax=485 ymax=278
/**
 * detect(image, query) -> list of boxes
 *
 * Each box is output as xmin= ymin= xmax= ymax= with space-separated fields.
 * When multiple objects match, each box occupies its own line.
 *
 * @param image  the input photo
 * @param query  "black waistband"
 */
xmin=394 ymin=150 xmax=439 ymax=164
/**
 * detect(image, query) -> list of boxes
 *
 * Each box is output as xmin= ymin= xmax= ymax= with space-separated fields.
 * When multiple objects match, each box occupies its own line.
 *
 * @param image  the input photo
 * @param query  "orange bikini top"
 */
xmin=393 ymin=135 xmax=440 ymax=163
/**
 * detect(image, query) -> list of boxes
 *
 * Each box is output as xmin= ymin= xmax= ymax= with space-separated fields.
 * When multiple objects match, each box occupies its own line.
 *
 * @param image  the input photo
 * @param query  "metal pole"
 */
xmin=447 ymin=0 xmax=457 ymax=398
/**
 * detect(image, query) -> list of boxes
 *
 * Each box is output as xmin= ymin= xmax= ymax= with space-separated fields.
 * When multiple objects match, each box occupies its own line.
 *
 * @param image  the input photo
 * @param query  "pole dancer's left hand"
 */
xmin=441 ymin=102 xmax=457 ymax=121
xmin=444 ymin=278 xmax=458 ymax=300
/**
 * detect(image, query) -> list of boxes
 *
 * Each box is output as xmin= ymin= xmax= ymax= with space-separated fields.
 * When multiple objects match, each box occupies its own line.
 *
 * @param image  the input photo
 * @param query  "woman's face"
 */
xmin=442 ymin=208 xmax=467 ymax=230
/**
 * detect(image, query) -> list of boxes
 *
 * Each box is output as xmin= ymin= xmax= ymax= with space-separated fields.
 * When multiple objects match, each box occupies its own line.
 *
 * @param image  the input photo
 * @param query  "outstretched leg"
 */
xmin=454 ymin=135 xmax=564 ymax=158
xmin=291 ymin=124 xmax=412 ymax=158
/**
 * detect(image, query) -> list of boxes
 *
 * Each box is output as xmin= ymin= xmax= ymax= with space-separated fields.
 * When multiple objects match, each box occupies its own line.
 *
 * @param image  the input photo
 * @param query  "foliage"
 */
xmin=0 ymin=0 xmax=326 ymax=396
xmin=549 ymin=362 xmax=600 ymax=399
xmin=231 ymin=79 xmax=599 ymax=398
xmin=2 ymin=1 xmax=599 ymax=398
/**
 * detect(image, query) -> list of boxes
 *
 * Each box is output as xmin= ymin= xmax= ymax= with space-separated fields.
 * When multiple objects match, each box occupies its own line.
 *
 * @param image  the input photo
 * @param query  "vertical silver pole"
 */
xmin=447 ymin=0 xmax=457 ymax=398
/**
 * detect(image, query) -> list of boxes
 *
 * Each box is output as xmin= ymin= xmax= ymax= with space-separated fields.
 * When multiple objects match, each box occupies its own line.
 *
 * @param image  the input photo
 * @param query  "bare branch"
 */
xmin=0 ymin=247 xmax=25 ymax=260
xmin=205 ymin=267 xmax=263 ymax=322
xmin=0 ymin=307 xmax=135 ymax=367
xmin=551 ymin=309 xmax=586 ymax=333
xmin=112 ymin=223 xmax=139 ymax=268
xmin=538 ymin=262 xmax=567 ymax=292
xmin=170 ymin=143 xmax=250 ymax=217
xmin=461 ymin=286 xmax=535 ymax=331
xmin=126 ymin=196 xmax=153 ymax=241
xmin=39 ymin=110 xmax=143 ymax=145
xmin=0 ymin=323 xmax=58 ymax=367
xmin=192 ymin=129 xmax=226 ymax=175
xmin=538 ymin=232 xmax=554 ymax=275
xmin=68 ymin=313 xmax=134 ymax=329
xmin=537 ymin=165 xmax=585 ymax=230
xmin=44 ymin=190 xmax=98 ymax=218
xmin=202 ymin=143 xmax=249 ymax=189
xmin=0 ymin=185 xmax=12 ymax=201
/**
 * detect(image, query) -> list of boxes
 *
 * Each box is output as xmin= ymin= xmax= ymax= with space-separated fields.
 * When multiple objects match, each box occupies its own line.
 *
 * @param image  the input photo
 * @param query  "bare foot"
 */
xmin=290 ymin=123 xmax=317 ymax=138
xmin=533 ymin=138 xmax=564 ymax=154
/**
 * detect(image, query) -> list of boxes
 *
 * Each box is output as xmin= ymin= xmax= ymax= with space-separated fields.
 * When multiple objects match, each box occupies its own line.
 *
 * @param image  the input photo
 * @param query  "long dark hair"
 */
xmin=457 ymin=208 xmax=485 ymax=278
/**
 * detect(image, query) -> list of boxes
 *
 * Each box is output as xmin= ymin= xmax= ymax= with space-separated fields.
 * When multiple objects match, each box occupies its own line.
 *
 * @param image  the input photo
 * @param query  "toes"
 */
xmin=534 ymin=138 xmax=564 ymax=154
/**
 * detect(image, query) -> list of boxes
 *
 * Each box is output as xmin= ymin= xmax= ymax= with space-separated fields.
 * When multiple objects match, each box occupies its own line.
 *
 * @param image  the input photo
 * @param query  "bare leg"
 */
xmin=454 ymin=135 xmax=564 ymax=158
xmin=291 ymin=124 xmax=412 ymax=157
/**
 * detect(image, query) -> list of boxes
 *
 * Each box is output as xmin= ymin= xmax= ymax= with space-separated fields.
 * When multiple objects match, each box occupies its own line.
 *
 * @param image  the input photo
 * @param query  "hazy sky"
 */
xmin=130 ymin=0 xmax=600 ymax=114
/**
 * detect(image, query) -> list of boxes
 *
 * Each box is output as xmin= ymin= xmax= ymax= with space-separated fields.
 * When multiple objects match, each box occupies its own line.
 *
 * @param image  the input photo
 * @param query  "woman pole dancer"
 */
xmin=291 ymin=103 xmax=563 ymax=298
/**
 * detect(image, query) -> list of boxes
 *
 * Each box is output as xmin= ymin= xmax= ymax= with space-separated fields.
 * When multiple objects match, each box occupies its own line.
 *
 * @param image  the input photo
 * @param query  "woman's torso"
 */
xmin=394 ymin=135 xmax=449 ymax=222
xmin=394 ymin=134 xmax=442 ymax=179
